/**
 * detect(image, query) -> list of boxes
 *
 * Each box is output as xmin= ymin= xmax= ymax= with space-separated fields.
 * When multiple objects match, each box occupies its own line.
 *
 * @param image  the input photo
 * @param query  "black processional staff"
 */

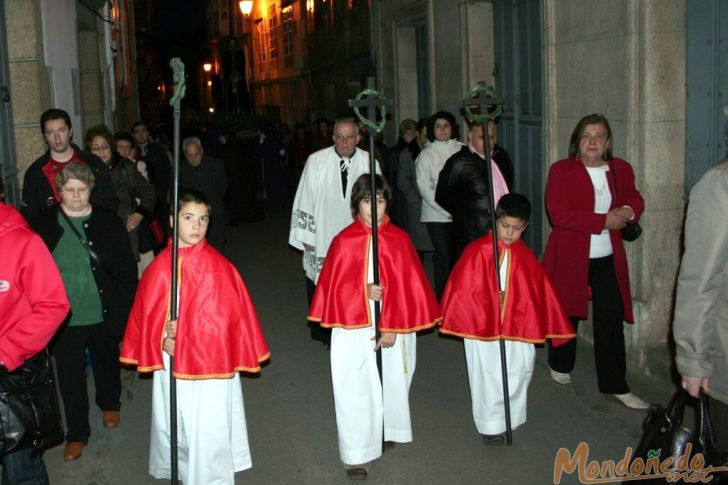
xmin=168 ymin=57 xmax=186 ymax=484
xmin=462 ymin=84 xmax=513 ymax=446
xmin=347 ymin=76 xmax=392 ymax=449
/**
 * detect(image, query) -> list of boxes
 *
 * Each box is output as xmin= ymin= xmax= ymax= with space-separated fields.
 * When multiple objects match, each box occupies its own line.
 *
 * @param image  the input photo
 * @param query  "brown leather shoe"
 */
xmin=346 ymin=467 xmax=367 ymax=480
xmin=63 ymin=441 xmax=85 ymax=461
xmin=102 ymin=411 xmax=120 ymax=428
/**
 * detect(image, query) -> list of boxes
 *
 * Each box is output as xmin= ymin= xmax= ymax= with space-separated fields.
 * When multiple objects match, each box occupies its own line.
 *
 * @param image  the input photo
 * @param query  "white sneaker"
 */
xmin=612 ymin=392 xmax=650 ymax=410
xmin=549 ymin=369 xmax=572 ymax=385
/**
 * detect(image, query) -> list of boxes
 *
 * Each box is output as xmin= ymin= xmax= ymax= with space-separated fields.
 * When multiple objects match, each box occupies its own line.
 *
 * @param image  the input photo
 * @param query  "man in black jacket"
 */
xmin=132 ymin=121 xmax=172 ymax=244
xmin=22 ymin=109 xmax=118 ymax=220
xmin=436 ymin=119 xmax=512 ymax=266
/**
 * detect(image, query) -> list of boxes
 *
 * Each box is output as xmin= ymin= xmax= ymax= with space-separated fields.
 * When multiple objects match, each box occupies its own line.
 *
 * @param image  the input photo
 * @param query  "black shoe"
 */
xmin=346 ymin=467 xmax=367 ymax=480
xmin=383 ymin=440 xmax=395 ymax=450
xmin=483 ymin=434 xmax=505 ymax=446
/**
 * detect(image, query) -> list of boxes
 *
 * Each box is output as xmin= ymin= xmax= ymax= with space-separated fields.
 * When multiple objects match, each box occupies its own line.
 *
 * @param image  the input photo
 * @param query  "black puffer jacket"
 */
xmin=436 ymin=146 xmax=494 ymax=265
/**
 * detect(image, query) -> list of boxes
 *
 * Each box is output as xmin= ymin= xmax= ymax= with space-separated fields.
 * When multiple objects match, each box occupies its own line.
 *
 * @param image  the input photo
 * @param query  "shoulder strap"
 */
xmin=58 ymin=208 xmax=108 ymax=273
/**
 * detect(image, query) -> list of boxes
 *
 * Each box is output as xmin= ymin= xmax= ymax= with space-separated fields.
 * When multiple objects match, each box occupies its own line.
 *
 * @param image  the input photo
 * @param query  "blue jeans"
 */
xmin=1 ymin=448 xmax=49 ymax=485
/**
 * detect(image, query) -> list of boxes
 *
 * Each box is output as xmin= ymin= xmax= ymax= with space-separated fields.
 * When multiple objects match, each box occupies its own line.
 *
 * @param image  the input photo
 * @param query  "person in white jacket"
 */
xmin=415 ymin=111 xmax=463 ymax=298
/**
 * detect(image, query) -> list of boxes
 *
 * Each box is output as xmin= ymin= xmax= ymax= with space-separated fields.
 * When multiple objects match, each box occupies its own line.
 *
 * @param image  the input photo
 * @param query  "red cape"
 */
xmin=120 ymin=239 xmax=270 ymax=379
xmin=440 ymin=233 xmax=575 ymax=346
xmin=308 ymin=217 xmax=441 ymax=332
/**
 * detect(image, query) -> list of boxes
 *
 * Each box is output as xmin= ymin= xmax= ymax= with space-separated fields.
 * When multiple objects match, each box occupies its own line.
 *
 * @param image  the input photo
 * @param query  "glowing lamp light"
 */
xmin=207 ymin=80 xmax=212 ymax=87
xmin=203 ymin=63 xmax=212 ymax=73
xmin=239 ymin=0 xmax=253 ymax=17
xmin=209 ymin=107 xmax=215 ymax=113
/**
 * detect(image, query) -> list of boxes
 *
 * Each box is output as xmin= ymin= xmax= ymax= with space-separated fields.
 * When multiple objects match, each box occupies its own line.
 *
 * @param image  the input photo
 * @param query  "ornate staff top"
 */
xmin=169 ymin=58 xmax=187 ymax=107
xmin=463 ymin=84 xmax=503 ymax=124
xmin=350 ymin=88 xmax=388 ymax=133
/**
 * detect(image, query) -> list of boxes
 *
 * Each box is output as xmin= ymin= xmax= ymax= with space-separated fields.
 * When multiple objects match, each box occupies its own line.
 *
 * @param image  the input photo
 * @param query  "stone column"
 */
xmin=5 ymin=0 xmax=51 ymax=178
xmin=542 ymin=0 xmax=686 ymax=368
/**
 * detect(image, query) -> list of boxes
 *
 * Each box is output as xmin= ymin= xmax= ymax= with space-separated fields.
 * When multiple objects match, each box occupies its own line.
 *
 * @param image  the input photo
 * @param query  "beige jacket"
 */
xmin=674 ymin=160 xmax=728 ymax=404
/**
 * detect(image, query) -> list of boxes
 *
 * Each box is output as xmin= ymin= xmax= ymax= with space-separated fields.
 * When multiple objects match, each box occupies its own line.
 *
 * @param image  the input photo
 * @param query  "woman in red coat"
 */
xmin=542 ymin=113 xmax=648 ymax=410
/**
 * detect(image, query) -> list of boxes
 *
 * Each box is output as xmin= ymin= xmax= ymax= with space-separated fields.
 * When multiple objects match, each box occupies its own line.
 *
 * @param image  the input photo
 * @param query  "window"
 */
xmin=268 ymin=4 xmax=279 ymax=61
xmin=255 ymin=19 xmax=267 ymax=65
xmin=282 ymin=5 xmax=295 ymax=59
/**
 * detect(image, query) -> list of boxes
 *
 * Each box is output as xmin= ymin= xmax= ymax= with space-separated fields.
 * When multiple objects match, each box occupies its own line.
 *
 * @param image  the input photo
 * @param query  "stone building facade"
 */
xmin=0 ymin=0 xmax=139 ymax=206
xmin=374 ymin=0 xmax=728 ymax=374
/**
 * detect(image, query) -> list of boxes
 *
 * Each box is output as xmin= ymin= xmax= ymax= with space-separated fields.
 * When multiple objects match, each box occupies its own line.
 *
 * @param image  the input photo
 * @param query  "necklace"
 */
xmin=593 ymin=178 xmax=608 ymax=198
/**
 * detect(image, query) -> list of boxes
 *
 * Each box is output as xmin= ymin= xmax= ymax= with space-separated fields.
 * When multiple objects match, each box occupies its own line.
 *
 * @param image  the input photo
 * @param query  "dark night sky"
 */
xmin=155 ymin=0 xmax=206 ymax=42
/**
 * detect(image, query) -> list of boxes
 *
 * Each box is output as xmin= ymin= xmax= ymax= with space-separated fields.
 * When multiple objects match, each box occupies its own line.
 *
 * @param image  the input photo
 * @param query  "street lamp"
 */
xmin=203 ymin=62 xmax=212 ymax=73
xmin=239 ymin=1 xmax=253 ymax=17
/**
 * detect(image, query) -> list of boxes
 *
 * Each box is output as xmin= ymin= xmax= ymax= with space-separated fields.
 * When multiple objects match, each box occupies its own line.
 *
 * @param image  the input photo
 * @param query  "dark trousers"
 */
xmin=426 ymin=222 xmax=452 ymax=300
xmin=52 ymin=324 xmax=122 ymax=443
xmin=306 ymin=276 xmax=330 ymax=345
xmin=548 ymin=255 xmax=629 ymax=394
xmin=1 ymin=448 xmax=48 ymax=485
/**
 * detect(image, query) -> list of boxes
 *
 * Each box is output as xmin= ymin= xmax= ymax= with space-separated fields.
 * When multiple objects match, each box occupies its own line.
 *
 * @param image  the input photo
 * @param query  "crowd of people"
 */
xmin=1 ymin=104 xmax=725 ymax=484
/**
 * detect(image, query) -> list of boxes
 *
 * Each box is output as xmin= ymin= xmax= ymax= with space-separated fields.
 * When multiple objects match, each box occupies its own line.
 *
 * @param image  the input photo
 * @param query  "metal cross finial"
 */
xmin=462 ymin=83 xmax=504 ymax=124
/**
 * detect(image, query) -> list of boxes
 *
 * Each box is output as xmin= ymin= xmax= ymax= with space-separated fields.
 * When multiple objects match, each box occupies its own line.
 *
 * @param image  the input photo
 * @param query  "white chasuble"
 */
xmin=289 ymin=145 xmax=379 ymax=283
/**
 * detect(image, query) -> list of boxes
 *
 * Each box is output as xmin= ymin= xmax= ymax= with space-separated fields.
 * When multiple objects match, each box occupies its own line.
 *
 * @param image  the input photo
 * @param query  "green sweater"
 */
xmin=54 ymin=213 xmax=104 ymax=326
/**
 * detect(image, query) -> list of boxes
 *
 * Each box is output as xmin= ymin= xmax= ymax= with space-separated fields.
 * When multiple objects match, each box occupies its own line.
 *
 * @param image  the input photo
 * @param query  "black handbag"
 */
xmin=0 ymin=349 xmax=63 ymax=456
xmin=628 ymin=389 xmax=728 ymax=484
xmin=621 ymin=221 xmax=643 ymax=242
xmin=609 ymin=161 xmax=643 ymax=242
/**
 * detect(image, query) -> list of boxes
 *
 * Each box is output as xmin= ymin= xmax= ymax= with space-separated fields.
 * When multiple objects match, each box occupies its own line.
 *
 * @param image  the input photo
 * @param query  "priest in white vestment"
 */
xmin=289 ymin=117 xmax=380 ymax=344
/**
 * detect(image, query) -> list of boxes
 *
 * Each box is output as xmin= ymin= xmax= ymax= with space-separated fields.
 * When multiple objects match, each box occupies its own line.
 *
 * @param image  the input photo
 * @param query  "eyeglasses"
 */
xmin=90 ymin=144 xmax=111 ymax=152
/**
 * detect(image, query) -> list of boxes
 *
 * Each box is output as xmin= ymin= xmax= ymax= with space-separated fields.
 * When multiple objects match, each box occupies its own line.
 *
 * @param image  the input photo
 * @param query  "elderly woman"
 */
xmin=415 ymin=111 xmax=462 ymax=299
xmin=542 ymin=113 xmax=647 ymax=410
xmin=86 ymin=125 xmax=156 ymax=261
xmin=30 ymin=163 xmax=138 ymax=461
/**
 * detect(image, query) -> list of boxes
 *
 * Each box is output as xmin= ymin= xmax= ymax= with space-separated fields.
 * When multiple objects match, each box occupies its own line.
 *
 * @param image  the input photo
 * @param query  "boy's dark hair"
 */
xmin=114 ymin=131 xmax=135 ymax=145
xmin=495 ymin=193 xmax=531 ymax=223
xmin=177 ymin=189 xmax=212 ymax=215
xmin=40 ymin=108 xmax=72 ymax=133
xmin=350 ymin=174 xmax=391 ymax=217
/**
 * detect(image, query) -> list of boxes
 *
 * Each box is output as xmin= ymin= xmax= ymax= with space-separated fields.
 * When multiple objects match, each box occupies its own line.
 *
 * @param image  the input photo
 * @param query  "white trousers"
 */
xmin=149 ymin=353 xmax=251 ymax=485
xmin=330 ymin=326 xmax=416 ymax=465
xmin=463 ymin=339 xmax=535 ymax=435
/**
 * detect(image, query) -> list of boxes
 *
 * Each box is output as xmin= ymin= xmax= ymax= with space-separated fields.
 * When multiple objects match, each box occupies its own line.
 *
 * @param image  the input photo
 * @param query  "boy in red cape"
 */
xmin=309 ymin=174 xmax=441 ymax=480
xmin=120 ymin=189 xmax=269 ymax=485
xmin=440 ymin=193 xmax=574 ymax=445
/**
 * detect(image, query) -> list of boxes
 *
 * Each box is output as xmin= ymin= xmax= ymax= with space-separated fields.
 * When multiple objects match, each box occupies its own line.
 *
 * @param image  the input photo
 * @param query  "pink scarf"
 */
xmin=468 ymin=143 xmax=509 ymax=205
